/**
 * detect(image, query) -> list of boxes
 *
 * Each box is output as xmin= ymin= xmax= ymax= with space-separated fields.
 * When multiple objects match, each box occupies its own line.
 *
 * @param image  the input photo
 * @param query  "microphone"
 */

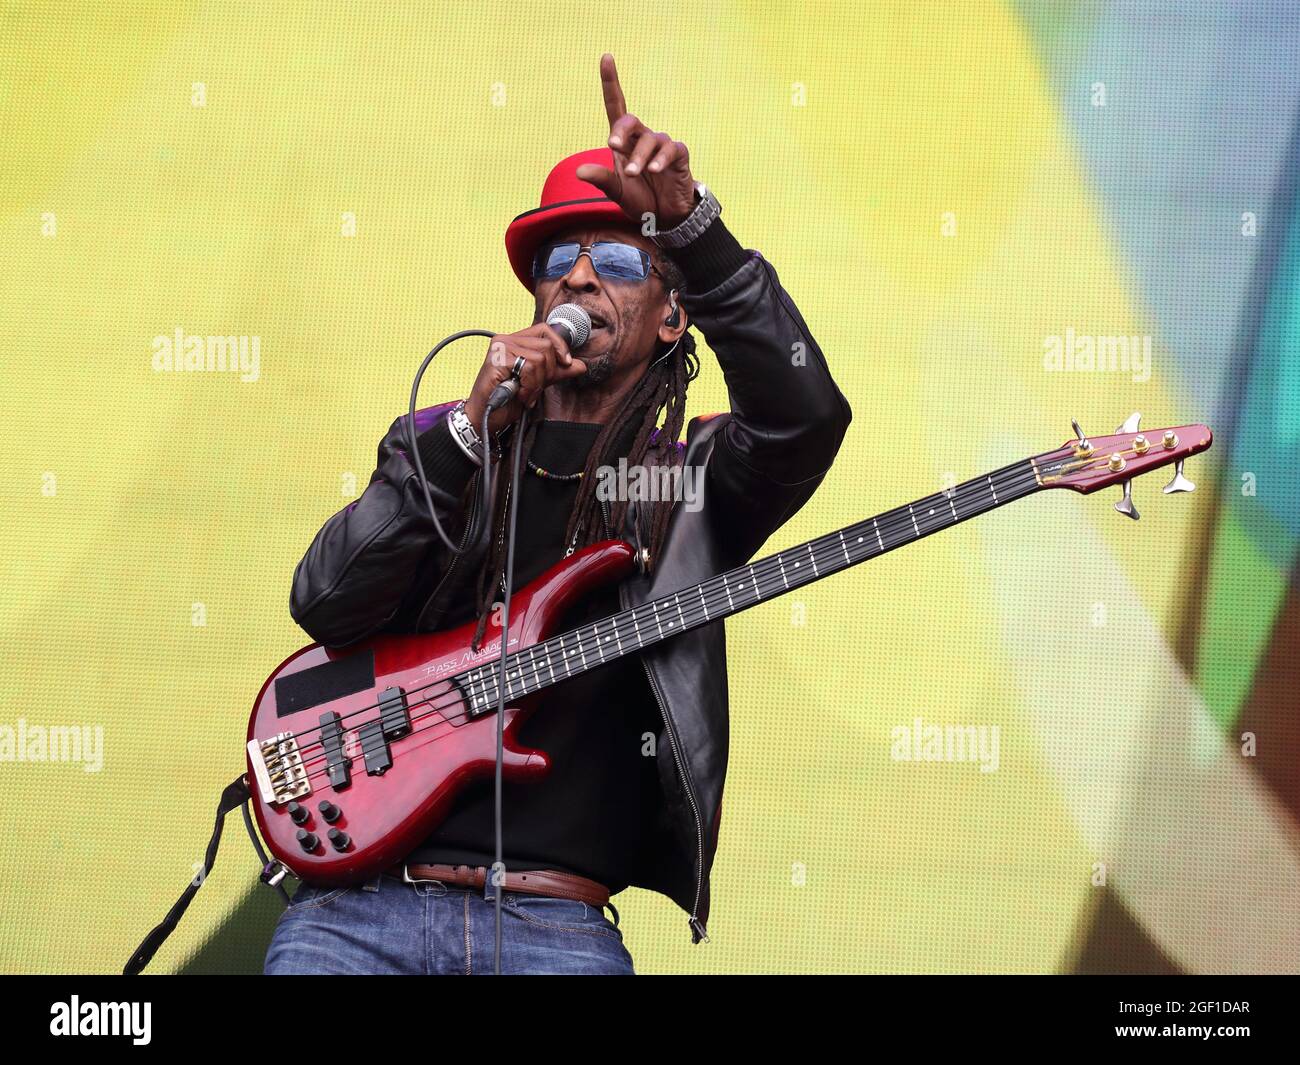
xmin=546 ymin=303 xmax=594 ymax=350
xmin=485 ymin=305 xmax=593 ymax=412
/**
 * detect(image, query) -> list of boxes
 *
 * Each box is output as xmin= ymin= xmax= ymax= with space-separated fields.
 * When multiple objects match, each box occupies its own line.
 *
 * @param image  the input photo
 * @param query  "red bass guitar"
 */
xmin=247 ymin=414 xmax=1211 ymax=886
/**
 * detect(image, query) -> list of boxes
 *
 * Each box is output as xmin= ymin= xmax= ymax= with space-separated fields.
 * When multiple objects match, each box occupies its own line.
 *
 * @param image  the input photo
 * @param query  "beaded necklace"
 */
xmin=525 ymin=457 xmax=584 ymax=482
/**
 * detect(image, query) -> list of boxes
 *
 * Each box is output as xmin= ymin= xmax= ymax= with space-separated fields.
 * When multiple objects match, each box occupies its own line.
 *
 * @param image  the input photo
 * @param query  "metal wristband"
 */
xmin=447 ymin=400 xmax=485 ymax=466
xmin=650 ymin=182 xmax=721 ymax=250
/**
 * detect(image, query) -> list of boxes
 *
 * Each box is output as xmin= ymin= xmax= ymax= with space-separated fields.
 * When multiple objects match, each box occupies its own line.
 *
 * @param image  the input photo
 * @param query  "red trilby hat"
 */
xmin=504 ymin=147 xmax=637 ymax=291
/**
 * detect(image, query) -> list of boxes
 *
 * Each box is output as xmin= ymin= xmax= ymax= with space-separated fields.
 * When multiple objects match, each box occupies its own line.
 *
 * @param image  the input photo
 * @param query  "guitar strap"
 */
xmin=123 ymin=773 xmax=274 ymax=975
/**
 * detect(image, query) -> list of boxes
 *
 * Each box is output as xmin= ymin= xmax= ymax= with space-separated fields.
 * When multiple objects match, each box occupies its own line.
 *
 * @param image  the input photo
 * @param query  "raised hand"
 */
xmin=575 ymin=53 xmax=698 ymax=233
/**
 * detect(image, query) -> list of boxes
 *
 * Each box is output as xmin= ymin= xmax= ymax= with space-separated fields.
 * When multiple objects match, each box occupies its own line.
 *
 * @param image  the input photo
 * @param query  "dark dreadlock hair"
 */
xmin=468 ymin=262 xmax=699 ymax=651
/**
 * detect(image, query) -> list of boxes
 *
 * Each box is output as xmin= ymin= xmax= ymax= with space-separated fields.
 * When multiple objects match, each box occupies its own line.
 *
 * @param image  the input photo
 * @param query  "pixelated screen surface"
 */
xmin=1 ymin=1 xmax=1297 ymax=974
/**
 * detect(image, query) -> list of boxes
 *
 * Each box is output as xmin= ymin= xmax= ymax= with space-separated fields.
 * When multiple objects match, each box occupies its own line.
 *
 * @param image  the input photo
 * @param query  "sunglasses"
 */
xmin=532 ymin=241 xmax=664 ymax=283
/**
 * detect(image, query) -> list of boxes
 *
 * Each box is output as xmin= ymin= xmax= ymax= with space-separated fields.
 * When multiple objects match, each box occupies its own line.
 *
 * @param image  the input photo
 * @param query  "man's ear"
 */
xmin=658 ymin=288 xmax=688 ymax=343
xmin=665 ymin=288 xmax=681 ymax=328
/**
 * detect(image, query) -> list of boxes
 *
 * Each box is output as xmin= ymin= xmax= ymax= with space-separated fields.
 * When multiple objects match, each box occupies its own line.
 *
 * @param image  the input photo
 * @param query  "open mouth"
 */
xmin=588 ymin=314 xmax=609 ymax=331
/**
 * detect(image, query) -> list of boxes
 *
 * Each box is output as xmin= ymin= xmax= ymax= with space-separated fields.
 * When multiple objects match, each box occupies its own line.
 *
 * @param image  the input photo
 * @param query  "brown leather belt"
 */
xmin=387 ymin=863 xmax=610 ymax=908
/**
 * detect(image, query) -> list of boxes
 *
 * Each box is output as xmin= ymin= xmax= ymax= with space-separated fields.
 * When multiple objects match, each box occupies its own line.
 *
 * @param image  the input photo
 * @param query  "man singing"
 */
xmin=265 ymin=54 xmax=851 ymax=975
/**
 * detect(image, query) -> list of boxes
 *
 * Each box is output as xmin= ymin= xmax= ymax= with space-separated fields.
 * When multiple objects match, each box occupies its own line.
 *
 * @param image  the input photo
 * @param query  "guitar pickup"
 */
xmin=358 ymin=720 xmax=392 ymax=776
xmin=318 ymin=711 xmax=352 ymax=790
xmin=378 ymin=686 xmax=411 ymax=739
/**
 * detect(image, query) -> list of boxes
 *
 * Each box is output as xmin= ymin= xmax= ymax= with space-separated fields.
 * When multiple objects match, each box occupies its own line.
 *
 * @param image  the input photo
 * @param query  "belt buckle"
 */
xmin=400 ymin=864 xmax=445 ymax=886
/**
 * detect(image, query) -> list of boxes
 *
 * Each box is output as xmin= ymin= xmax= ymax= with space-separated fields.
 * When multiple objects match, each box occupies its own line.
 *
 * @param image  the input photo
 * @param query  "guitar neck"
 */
xmin=457 ymin=456 xmax=1045 ymax=712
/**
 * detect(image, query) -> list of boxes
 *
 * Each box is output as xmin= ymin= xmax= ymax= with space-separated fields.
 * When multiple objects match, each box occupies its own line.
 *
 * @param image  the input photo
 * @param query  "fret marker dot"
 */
xmin=858 ymin=536 xmax=863 ymax=542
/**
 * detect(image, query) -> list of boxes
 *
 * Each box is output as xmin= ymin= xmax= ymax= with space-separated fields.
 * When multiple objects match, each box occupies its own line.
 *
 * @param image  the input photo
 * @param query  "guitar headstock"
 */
xmin=1032 ymin=413 xmax=1213 ymax=520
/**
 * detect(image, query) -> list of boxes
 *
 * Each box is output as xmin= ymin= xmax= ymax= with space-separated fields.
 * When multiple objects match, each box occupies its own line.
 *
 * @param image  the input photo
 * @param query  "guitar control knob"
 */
xmin=318 ymin=801 xmax=342 ymax=823
xmin=328 ymin=828 xmax=351 ymax=851
xmin=296 ymin=829 xmax=319 ymax=852
xmin=288 ymin=802 xmax=310 ymax=826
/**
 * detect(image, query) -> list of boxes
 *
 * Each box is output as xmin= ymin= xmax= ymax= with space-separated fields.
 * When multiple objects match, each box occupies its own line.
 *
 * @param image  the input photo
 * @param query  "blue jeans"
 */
xmin=264 ymin=874 xmax=635 ymax=975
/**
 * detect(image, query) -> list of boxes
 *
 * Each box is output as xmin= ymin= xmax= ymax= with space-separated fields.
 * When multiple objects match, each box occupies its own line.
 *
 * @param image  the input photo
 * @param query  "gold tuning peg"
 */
xmin=1114 ymin=479 xmax=1140 ymax=520
xmin=1162 ymin=459 xmax=1195 ymax=494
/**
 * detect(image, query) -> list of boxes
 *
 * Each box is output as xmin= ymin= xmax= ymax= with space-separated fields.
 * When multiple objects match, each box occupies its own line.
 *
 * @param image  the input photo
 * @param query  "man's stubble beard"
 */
xmin=557 ymin=333 xmax=666 ymax=398
xmin=561 ymin=348 xmax=616 ymax=390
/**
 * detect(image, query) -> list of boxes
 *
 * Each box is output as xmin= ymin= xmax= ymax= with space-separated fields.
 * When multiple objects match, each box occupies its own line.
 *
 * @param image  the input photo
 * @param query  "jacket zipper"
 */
xmin=566 ymin=497 xmax=614 ymax=558
xmin=495 ymin=472 xmax=513 ymax=595
xmin=641 ymin=655 xmax=708 ymax=943
xmin=623 ymin=491 xmax=707 ymax=941
xmin=624 ymin=496 xmax=707 ymax=941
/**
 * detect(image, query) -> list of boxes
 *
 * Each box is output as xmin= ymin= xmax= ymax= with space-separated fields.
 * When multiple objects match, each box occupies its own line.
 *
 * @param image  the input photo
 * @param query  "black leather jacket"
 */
xmin=288 ymin=221 xmax=851 ymax=943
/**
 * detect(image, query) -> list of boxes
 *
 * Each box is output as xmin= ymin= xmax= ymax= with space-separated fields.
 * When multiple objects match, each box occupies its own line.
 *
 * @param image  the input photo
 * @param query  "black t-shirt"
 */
xmin=407 ymin=420 xmax=664 ymax=893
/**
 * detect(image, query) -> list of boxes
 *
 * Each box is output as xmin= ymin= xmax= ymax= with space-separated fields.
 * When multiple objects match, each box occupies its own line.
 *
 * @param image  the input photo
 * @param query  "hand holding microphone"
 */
xmin=464 ymin=305 xmax=592 ymax=435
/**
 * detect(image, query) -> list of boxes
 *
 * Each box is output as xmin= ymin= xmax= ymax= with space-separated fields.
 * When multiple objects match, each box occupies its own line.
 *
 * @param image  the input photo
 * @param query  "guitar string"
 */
xmin=285 ymin=464 xmax=1051 ymax=793
xmin=280 ymin=451 xmax=1054 ymax=750
xmin=284 ymin=459 xmax=1047 ymax=773
xmin=282 ymin=459 xmax=1048 ymax=779
xmin=274 ymin=452 xmax=1054 ymax=748
xmin=283 ymin=463 xmax=1050 ymax=792
xmin=284 ymin=457 xmax=1045 ymax=749
xmin=477 ymin=465 xmax=1046 ymax=697
xmin=275 ymin=460 xmax=1051 ymax=787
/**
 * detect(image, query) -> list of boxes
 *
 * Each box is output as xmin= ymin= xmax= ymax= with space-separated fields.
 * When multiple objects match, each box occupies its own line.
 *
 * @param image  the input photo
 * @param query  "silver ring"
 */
xmin=510 ymin=356 xmax=526 ymax=379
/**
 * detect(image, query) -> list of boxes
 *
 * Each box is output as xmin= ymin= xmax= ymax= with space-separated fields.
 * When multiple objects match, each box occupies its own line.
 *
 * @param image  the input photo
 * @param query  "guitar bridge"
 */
xmin=247 ymin=732 xmax=311 ymax=805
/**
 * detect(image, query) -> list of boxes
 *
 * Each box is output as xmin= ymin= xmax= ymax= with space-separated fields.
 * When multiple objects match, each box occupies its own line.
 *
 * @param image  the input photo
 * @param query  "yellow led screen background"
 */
xmin=2 ymin=0 xmax=1298 ymax=974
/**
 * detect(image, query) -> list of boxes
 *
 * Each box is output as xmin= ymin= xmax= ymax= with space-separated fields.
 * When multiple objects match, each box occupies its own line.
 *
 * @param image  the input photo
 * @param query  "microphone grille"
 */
xmin=547 ymin=304 xmax=592 ymax=349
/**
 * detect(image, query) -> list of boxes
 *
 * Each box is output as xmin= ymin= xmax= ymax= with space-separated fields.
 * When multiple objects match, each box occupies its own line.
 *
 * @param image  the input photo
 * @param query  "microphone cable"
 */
xmin=403 ymin=328 xmax=530 ymax=975
xmin=404 ymin=329 xmax=498 ymax=555
xmin=482 ymin=400 xmax=529 ymax=976
xmin=406 ymin=312 xmax=585 ymax=973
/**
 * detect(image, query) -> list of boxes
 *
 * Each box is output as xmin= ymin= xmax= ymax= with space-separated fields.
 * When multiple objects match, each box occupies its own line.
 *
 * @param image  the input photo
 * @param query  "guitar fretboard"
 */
xmin=457 ymin=456 xmax=1046 ymax=714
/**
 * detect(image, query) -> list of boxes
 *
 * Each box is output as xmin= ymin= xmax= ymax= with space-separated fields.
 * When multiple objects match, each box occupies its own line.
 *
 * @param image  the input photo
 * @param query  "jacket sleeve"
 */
xmin=288 ymin=403 xmax=480 ymax=648
xmin=672 ymin=217 xmax=853 ymax=564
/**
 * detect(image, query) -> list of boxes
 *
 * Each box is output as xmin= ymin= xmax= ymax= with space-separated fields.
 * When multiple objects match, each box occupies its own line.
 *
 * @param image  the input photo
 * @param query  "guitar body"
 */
xmin=247 ymin=539 xmax=637 ymax=886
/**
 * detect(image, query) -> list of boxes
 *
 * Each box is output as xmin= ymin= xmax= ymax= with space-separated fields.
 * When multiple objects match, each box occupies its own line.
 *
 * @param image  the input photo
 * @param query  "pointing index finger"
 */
xmin=600 ymin=53 xmax=627 ymax=130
